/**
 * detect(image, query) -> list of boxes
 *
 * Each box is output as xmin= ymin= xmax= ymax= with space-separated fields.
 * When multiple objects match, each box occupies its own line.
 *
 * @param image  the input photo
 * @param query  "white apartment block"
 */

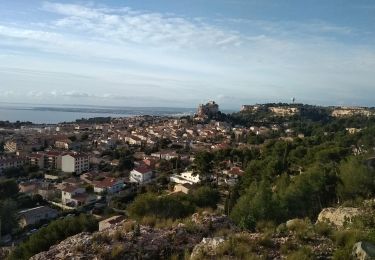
xmin=61 ymin=153 xmax=89 ymax=174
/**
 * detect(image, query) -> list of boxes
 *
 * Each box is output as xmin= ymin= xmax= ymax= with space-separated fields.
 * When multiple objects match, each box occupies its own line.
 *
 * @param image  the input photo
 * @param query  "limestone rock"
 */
xmin=317 ymin=207 xmax=361 ymax=227
xmin=352 ymin=241 xmax=375 ymax=260
xmin=286 ymin=218 xmax=305 ymax=230
xmin=190 ymin=237 xmax=225 ymax=259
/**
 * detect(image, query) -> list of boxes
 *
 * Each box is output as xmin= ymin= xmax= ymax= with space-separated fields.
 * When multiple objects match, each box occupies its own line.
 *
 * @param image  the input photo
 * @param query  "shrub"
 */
xmin=127 ymin=193 xmax=195 ymax=220
xmin=287 ymin=246 xmax=313 ymax=260
xmin=8 ymin=214 xmax=98 ymax=260
xmin=113 ymin=230 xmax=124 ymax=241
xmin=122 ymin=221 xmax=135 ymax=232
xmin=314 ymin=222 xmax=333 ymax=237
xmin=92 ymin=233 xmax=111 ymax=244
xmin=331 ymin=229 xmax=366 ymax=260
xmin=276 ymin=223 xmax=288 ymax=236
xmin=256 ymin=220 xmax=276 ymax=234
xmin=110 ymin=244 xmax=125 ymax=259
xmin=215 ymin=235 xmax=259 ymax=259
xmin=288 ymin=219 xmax=315 ymax=241
xmin=280 ymin=240 xmax=298 ymax=255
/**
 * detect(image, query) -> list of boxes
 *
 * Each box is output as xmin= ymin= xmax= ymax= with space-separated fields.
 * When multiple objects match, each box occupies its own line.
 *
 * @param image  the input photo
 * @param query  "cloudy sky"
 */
xmin=0 ymin=0 xmax=374 ymax=109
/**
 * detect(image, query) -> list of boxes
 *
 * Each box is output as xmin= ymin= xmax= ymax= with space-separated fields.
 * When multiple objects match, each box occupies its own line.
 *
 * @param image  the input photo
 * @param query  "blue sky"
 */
xmin=0 ymin=0 xmax=374 ymax=109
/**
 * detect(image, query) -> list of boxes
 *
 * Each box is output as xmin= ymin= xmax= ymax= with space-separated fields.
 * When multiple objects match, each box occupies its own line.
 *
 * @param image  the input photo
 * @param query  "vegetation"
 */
xmin=127 ymin=186 xmax=220 ymax=220
xmin=8 ymin=214 xmax=98 ymax=260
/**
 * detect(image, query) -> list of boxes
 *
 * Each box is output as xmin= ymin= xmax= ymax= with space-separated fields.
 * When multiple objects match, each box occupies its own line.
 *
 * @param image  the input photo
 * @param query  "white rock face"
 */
xmin=317 ymin=207 xmax=361 ymax=227
xmin=190 ymin=237 xmax=225 ymax=259
xmin=286 ymin=218 xmax=305 ymax=230
xmin=352 ymin=241 xmax=375 ymax=260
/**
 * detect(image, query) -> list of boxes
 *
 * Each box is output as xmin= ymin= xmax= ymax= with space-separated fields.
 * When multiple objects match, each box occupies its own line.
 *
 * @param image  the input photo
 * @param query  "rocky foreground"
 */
xmin=29 ymin=212 xmax=339 ymax=260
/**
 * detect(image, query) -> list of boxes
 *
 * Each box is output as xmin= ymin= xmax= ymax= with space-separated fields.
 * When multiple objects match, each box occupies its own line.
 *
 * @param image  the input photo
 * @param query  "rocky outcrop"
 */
xmin=352 ymin=241 xmax=375 ymax=260
xmin=29 ymin=212 xmax=338 ymax=260
xmin=190 ymin=237 xmax=225 ymax=259
xmin=316 ymin=207 xmax=361 ymax=227
xmin=30 ymin=213 xmax=235 ymax=260
xmin=286 ymin=218 xmax=305 ymax=230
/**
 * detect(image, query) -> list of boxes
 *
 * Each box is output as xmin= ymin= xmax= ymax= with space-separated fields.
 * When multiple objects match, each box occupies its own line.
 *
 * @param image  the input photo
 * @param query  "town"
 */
xmin=1 ymin=101 xmax=375 ymax=259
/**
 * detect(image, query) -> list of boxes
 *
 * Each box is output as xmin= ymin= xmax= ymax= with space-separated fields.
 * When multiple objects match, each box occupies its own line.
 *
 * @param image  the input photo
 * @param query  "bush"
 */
xmin=214 ymin=234 xmax=259 ymax=259
xmin=280 ymin=240 xmax=298 ymax=255
xmin=314 ymin=222 xmax=333 ymax=237
xmin=127 ymin=193 xmax=195 ymax=220
xmin=287 ymin=219 xmax=314 ymax=242
xmin=93 ymin=233 xmax=112 ymax=244
xmin=8 ymin=214 xmax=98 ymax=260
xmin=287 ymin=246 xmax=313 ymax=260
xmin=256 ymin=220 xmax=276 ymax=234
xmin=110 ymin=244 xmax=125 ymax=259
xmin=190 ymin=186 xmax=220 ymax=209
xmin=331 ymin=229 xmax=366 ymax=260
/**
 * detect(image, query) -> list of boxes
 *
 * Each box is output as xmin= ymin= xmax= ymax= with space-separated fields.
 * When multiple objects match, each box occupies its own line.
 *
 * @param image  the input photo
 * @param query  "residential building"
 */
xmin=99 ymin=215 xmax=125 ymax=231
xmin=61 ymin=184 xmax=85 ymax=206
xmin=4 ymin=140 xmax=18 ymax=153
xmin=29 ymin=153 xmax=44 ymax=169
xmin=130 ymin=166 xmax=153 ymax=184
xmin=18 ymin=206 xmax=58 ymax=228
xmin=173 ymin=183 xmax=193 ymax=194
xmin=170 ymin=171 xmax=201 ymax=185
xmin=44 ymin=151 xmax=61 ymax=170
xmin=55 ymin=139 xmax=73 ymax=150
xmin=19 ymin=181 xmax=39 ymax=194
xmin=0 ymin=157 xmax=27 ymax=175
xmin=92 ymin=177 xmax=124 ymax=194
xmin=61 ymin=152 xmax=89 ymax=174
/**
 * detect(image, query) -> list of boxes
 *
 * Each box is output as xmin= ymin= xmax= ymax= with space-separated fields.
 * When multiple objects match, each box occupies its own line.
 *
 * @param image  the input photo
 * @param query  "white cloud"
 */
xmin=42 ymin=2 xmax=243 ymax=49
xmin=0 ymin=2 xmax=374 ymax=108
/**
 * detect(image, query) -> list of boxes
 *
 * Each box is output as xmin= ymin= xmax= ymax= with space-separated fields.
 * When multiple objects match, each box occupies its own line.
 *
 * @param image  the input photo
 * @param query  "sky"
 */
xmin=0 ymin=0 xmax=374 ymax=109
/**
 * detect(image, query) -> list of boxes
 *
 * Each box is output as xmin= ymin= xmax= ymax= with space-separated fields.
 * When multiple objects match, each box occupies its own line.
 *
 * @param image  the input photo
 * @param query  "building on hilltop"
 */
xmin=240 ymin=105 xmax=262 ymax=112
xmin=196 ymin=101 xmax=219 ymax=118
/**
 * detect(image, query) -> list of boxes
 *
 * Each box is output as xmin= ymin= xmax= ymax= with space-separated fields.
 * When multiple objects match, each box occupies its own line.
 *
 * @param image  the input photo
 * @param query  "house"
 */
xmin=92 ymin=177 xmax=124 ymax=194
xmin=170 ymin=171 xmax=201 ymax=185
xmin=126 ymin=136 xmax=142 ymax=146
xmin=99 ymin=215 xmax=125 ymax=231
xmin=19 ymin=181 xmax=39 ymax=194
xmin=61 ymin=152 xmax=89 ymax=174
xmin=151 ymin=151 xmax=178 ymax=160
xmin=29 ymin=153 xmax=45 ymax=169
xmin=43 ymin=151 xmax=61 ymax=170
xmin=130 ymin=166 xmax=153 ymax=184
xmin=223 ymin=167 xmax=244 ymax=178
xmin=37 ymin=182 xmax=59 ymax=200
xmin=222 ymin=167 xmax=244 ymax=186
xmin=4 ymin=140 xmax=19 ymax=153
xmin=55 ymin=139 xmax=73 ymax=150
xmin=0 ymin=157 xmax=27 ymax=175
xmin=61 ymin=184 xmax=86 ymax=206
xmin=173 ymin=183 xmax=193 ymax=194
xmin=18 ymin=206 xmax=58 ymax=228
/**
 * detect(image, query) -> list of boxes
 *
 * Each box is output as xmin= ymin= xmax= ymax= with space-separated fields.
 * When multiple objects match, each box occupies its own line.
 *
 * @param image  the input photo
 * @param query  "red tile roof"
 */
xmin=133 ymin=166 xmax=152 ymax=174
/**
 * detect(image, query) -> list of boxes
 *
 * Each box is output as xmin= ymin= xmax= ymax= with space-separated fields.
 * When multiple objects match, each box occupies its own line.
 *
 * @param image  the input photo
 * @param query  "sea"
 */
xmin=0 ymin=103 xmax=197 ymax=124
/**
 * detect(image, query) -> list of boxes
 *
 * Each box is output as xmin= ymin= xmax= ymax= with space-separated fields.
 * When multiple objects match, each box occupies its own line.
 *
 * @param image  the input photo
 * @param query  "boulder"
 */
xmin=286 ymin=218 xmax=305 ymax=230
xmin=190 ymin=237 xmax=225 ymax=259
xmin=316 ymin=207 xmax=361 ymax=227
xmin=352 ymin=241 xmax=375 ymax=260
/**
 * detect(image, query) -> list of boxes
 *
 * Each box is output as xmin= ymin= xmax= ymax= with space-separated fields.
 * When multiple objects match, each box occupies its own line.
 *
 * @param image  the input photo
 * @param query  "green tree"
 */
xmin=0 ymin=199 xmax=18 ymax=235
xmin=231 ymin=180 xmax=279 ymax=230
xmin=338 ymin=157 xmax=375 ymax=201
xmin=8 ymin=214 xmax=98 ymax=260
xmin=0 ymin=179 xmax=19 ymax=200
xmin=190 ymin=186 xmax=220 ymax=209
